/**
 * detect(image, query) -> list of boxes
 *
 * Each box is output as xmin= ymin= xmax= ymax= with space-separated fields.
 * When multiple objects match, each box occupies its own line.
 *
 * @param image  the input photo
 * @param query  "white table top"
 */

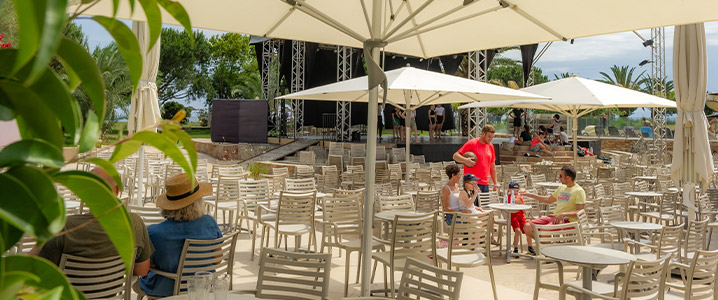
xmin=624 ymin=191 xmax=663 ymax=197
xmin=375 ymin=211 xmax=425 ymax=221
xmin=488 ymin=203 xmax=532 ymax=212
xmin=535 ymin=182 xmax=562 ymax=188
xmin=162 ymin=293 xmax=260 ymax=300
xmin=541 ymin=245 xmax=636 ymax=266
xmin=610 ymin=221 xmax=663 ymax=231
xmin=635 ymin=176 xmax=658 ymax=180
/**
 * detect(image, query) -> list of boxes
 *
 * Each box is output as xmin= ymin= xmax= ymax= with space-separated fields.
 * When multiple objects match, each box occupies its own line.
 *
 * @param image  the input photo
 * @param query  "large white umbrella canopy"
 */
xmin=129 ymin=21 xmax=162 ymax=206
xmin=70 ymin=1 xmax=717 ymax=295
xmin=459 ymin=76 xmax=677 ymax=164
xmin=671 ymin=23 xmax=713 ymax=220
xmin=71 ymin=0 xmax=718 ymax=59
xmin=279 ymin=66 xmax=548 ymax=182
xmin=278 ymin=67 xmax=549 ymax=105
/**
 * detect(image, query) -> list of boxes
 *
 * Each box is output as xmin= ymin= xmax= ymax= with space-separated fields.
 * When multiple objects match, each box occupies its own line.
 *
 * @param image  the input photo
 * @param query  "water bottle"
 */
xmin=503 ymin=192 xmax=508 ymax=204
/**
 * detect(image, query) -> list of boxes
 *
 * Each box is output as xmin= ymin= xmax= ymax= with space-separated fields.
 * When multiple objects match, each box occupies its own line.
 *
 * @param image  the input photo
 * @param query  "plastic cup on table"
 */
xmin=188 ymin=271 xmax=213 ymax=300
xmin=212 ymin=274 xmax=230 ymax=300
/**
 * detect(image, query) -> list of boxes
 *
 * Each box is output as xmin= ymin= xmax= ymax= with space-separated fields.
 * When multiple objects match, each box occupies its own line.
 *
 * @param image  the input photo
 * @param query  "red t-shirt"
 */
xmin=531 ymin=137 xmax=541 ymax=148
xmin=458 ymin=138 xmax=495 ymax=185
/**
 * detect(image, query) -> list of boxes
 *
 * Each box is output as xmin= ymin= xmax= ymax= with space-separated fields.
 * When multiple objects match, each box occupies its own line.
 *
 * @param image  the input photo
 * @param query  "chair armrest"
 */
xmin=372 ymin=235 xmax=391 ymax=245
xmin=559 ymin=282 xmax=617 ymax=300
xmin=257 ymin=205 xmax=277 ymax=222
xmin=231 ymin=290 xmax=258 ymax=295
xmin=625 ymin=240 xmax=657 ymax=253
xmin=149 ymin=268 xmax=177 ymax=280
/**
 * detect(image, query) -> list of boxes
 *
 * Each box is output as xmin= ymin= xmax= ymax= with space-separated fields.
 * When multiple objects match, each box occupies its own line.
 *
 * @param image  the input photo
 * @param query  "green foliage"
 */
xmin=487 ymin=64 xmax=549 ymax=89
xmin=207 ymin=33 xmax=259 ymax=104
xmin=0 ymin=0 xmax=194 ymax=299
xmin=248 ymin=162 xmax=270 ymax=180
xmin=158 ymin=28 xmax=213 ymax=104
xmin=162 ymin=101 xmax=191 ymax=123
xmin=598 ymin=65 xmax=647 ymax=119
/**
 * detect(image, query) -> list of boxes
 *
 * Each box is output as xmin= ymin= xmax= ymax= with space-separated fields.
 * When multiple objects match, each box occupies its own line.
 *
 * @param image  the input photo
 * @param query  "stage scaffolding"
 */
xmin=262 ymin=39 xmax=282 ymax=136
xmin=291 ymin=40 xmax=306 ymax=138
xmin=336 ymin=46 xmax=353 ymax=141
xmin=467 ymin=50 xmax=488 ymax=138
xmin=650 ymin=27 xmax=668 ymax=164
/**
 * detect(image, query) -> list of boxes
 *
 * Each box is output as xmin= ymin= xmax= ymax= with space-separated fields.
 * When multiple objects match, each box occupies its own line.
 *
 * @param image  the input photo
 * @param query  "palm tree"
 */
xmin=553 ymin=72 xmax=572 ymax=80
xmin=599 ymin=65 xmax=647 ymax=121
xmin=231 ymin=71 xmax=262 ymax=99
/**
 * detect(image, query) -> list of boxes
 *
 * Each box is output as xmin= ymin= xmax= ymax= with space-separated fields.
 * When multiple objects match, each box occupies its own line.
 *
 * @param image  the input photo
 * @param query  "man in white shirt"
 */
xmin=559 ymin=126 xmax=570 ymax=145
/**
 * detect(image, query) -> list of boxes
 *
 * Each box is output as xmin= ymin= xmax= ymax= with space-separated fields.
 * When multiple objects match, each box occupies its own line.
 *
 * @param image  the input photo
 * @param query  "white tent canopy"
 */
xmin=279 ymin=66 xmax=548 ymax=180
xmin=459 ymin=76 xmax=677 ymax=163
xmin=69 ymin=0 xmax=718 ymax=59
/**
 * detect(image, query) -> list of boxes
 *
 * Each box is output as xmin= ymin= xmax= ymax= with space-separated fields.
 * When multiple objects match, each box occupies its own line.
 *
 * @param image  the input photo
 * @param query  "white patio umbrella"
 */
xmin=129 ymin=21 xmax=162 ymax=207
xmin=278 ymin=66 xmax=548 ymax=181
xmin=70 ymin=0 xmax=718 ymax=295
xmin=671 ymin=23 xmax=713 ymax=221
xmin=459 ymin=76 xmax=677 ymax=164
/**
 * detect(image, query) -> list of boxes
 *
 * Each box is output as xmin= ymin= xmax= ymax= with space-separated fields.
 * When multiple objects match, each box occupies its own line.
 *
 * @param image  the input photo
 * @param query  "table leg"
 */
xmin=582 ymin=266 xmax=592 ymax=300
xmin=506 ymin=211 xmax=512 ymax=263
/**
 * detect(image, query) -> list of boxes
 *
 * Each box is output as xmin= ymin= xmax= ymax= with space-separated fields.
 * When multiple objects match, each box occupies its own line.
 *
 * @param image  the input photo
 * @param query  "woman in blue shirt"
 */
xmin=139 ymin=174 xmax=222 ymax=297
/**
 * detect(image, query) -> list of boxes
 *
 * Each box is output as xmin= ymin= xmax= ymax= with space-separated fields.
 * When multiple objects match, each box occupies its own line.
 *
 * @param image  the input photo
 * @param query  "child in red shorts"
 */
xmin=508 ymin=181 xmax=526 ymax=254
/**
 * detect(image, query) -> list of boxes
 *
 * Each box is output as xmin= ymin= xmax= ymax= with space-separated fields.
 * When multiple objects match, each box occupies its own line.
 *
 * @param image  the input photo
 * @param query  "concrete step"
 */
xmin=501 ymin=150 xmax=574 ymax=156
xmin=508 ymin=145 xmax=572 ymax=152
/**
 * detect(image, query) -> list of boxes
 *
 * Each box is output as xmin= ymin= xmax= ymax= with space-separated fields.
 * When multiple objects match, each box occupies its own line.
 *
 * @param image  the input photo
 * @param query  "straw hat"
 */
xmin=156 ymin=174 xmax=212 ymax=210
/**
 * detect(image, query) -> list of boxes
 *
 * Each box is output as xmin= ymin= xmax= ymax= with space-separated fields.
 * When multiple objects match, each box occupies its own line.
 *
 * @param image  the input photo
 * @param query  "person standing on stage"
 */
xmin=428 ymin=105 xmax=437 ymax=140
xmin=452 ymin=125 xmax=499 ymax=192
xmin=377 ymin=104 xmax=384 ymax=141
xmin=509 ymin=108 xmax=525 ymax=139
xmin=435 ymin=105 xmax=445 ymax=139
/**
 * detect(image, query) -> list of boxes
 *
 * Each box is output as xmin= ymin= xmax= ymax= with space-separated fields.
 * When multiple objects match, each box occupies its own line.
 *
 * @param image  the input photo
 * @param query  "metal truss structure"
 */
xmin=262 ymin=39 xmax=282 ymax=136
xmin=650 ymin=27 xmax=668 ymax=163
xmin=336 ymin=46 xmax=353 ymax=141
xmin=467 ymin=50 xmax=488 ymax=138
xmin=291 ymin=40 xmax=305 ymax=138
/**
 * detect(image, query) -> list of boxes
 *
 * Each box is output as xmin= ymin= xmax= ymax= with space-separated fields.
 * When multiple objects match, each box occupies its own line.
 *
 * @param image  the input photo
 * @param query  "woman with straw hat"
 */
xmin=139 ymin=174 xmax=222 ymax=298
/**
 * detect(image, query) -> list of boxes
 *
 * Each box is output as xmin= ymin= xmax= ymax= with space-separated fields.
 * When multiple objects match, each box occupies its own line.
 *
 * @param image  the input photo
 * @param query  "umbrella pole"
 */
xmin=404 ymin=92 xmax=412 ymax=182
xmin=361 ymin=1 xmax=381 ymax=295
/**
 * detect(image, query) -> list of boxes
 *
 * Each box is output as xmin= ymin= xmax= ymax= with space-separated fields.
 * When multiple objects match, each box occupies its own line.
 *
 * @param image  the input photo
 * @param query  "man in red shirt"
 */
xmin=453 ymin=125 xmax=499 ymax=193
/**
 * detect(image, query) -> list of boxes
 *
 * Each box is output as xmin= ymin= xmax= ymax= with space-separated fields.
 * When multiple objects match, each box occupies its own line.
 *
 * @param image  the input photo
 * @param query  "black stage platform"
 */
xmin=391 ymin=136 xmax=503 ymax=163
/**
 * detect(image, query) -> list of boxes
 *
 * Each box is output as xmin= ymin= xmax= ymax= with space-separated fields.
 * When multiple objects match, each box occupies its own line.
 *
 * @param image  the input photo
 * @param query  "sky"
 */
xmin=76 ymin=20 xmax=718 ymax=119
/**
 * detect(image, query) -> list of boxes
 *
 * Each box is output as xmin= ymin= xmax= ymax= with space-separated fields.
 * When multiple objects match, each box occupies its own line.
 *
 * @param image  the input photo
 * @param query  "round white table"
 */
xmin=610 ymin=221 xmax=663 ymax=252
xmin=488 ymin=203 xmax=532 ymax=263
xmin=540 ymin=245 xmax=636 ymax=300
xmin=272 ymin=191 xmax=327 ymax=198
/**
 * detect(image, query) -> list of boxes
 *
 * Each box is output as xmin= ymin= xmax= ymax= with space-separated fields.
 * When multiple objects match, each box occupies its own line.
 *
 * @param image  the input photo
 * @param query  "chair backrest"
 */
xmin=392 ymin=148 xmax=406 ymax=163
xmin=375 ymin=182 xmax=396 ymax=197
xmin=322 ymin=195 xmax=362 ymax=237
xmin=510 ymin=174 xmax=527 ymax=189
xmin=195 ymin=159 xmax=210 ymax=183
xmin=210 ymin=161 xmax=238 ymax=178
xmin=412 ymin=155 xmax=425 ymax=164
xmin=396 ymin=257 xmax=463 ymax=300
xmin=327 ymin=155 xmax=343 ymax=172
xmin=298 ymin=151 xmax=315 ymax=165
xmin=533 ymin=222 xmax=583 ymax=255
xmin=256 ymin=248 xmax=332 ymax=300
xmin=60 ymin=253 xmax=133 ymax=300
xmin=350 ymin=144 xmax=365 ymax=157
xmin=529 ymin=174 xmax=547 ymax=187
xmin=277 ymin=191 xmax=317 ymax=225
xmin=652 ymin=224 xmax=683 ymax=260
xmin=334 ymin=188 xmax=365 ymax=199
xmin=128 ymin=206 xmax=164 ymax=226
xmin=400 ymin=181 xmax=419 ymax=194
xmin=415 ymin=191 xmax=440 ymax=212
xmin=476 ymin=192 xmax=493 ymax=210
xmin=445 ymin=211 xmax=493 ymax=269
xmin=294 ymin=165 xmax=315 ymax=179
xmin=239 ymin=179 xmax=271 ymax=210
xmin=216 ymin=175 xmax=241 ymax=203
xmin=378 ymin=194 xmax=415 ymax=212
xmin=376 ymin=146 xmax=387 ymax=161
xmin=683 ymin=219 xmax=709 ymax=261
xmin=635 ymin=180 xmax=650 ymax=192
xmin=273 ymin=167 xmax=289 ymax=177
xmin=599 ymin=205 xmax=626 ymax=224
xmin=260 ymin=173 xmax=287 ymax=197
xmin=173 ymin=231 xmax=239 ymax=295
xmin=415 ymin=169 xmax=433 ymax=185
xmin=390 ymin=212 xmax=437 ymax=263
xmin=679 ymin=249 xmax=718 ymax=299
xmin=617 ymin=256 xmax=670 ymax=300
xmin=285 ymin=177 xmax=316 ymax=192
xmin=346 ymin=164 xmax=363 ymax=173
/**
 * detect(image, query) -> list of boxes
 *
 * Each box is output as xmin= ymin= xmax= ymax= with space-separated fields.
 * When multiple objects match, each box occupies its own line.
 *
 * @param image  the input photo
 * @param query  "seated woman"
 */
xmin=441 ymin=166 xmax=482 ymax=225
xmin=140 ymin=173 xmax=222 ymax=298
xmin=530 ymin=131 xmax=553 ymax=156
